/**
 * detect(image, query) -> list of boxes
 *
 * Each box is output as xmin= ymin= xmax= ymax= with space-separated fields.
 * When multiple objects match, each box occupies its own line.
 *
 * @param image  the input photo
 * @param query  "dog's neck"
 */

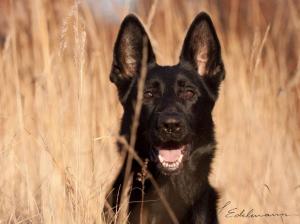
xmin=137 ymin=143 xmax=215 ymax=203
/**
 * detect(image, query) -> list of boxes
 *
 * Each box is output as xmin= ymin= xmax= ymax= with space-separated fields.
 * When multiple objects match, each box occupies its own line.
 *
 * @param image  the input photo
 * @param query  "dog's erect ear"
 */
xmin=179 ymin=12 xmax=224 ymax=81
xmin=110 ymin=14 xmax=155 ymax=98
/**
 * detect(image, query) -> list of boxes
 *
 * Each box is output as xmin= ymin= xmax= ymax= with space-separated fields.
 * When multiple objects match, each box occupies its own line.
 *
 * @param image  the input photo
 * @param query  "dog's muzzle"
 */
xmin=151 ymin=112 xmax=190 ymax=174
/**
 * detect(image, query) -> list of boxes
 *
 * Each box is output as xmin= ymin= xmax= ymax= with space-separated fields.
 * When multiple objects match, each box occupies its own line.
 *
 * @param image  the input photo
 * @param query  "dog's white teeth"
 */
xmin=178 ymin=155 xmax=183 ymax=162
xmin=158 ymin=155 xmax=164 ymax=163
xmin=161 ymin=159 xmax=182 ymax=170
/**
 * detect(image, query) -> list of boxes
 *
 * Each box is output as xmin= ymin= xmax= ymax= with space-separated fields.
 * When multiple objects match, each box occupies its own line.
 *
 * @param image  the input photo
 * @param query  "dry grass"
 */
xmin=0 ymin=0 xmax=299 ymax=223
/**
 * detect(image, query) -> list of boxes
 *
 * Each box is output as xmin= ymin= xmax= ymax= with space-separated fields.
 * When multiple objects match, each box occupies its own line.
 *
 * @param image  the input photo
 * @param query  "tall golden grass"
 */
xmin=0 ymin=0 xmax=299 ymax=223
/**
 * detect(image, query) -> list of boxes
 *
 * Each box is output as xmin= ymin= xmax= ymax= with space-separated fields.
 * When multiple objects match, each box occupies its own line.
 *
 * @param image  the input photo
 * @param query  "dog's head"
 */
xmin=110 ymin=13 xmax=225 ymax=175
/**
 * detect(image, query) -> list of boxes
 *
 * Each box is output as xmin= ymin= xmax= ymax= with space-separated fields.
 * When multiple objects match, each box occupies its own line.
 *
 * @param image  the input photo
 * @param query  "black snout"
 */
xmin=160 ymin=117 xmax=182 ymax=134
xmin=157 ymin=114 xmax=185 ymax=139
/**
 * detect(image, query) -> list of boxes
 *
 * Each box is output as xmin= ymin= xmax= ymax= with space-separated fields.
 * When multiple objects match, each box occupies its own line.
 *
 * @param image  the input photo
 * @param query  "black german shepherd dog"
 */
xmin=108 ymin=12 xmax=225 ymax=224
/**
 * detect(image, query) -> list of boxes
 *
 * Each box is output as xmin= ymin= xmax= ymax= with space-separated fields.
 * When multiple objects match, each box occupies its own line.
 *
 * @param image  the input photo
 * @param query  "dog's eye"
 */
xmin=144 ymin=91 xmax=153 ymax=99
xmin=179 ymin=90 xmax=195 ymax=100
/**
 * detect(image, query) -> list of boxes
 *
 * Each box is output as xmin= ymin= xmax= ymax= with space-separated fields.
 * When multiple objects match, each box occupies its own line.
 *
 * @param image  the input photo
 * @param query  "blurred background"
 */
xmin=0 ymin=0 xmax=299 ymax=223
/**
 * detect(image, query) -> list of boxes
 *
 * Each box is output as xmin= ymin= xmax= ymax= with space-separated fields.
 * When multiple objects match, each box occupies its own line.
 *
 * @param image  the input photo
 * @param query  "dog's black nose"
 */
xmin=159 ymin=116 xmax=183 ymax=135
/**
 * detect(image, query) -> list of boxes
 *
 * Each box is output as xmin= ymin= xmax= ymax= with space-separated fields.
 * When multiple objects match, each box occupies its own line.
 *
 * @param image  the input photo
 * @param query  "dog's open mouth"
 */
xmin=155 ymin=145 xmax=187 ymax=174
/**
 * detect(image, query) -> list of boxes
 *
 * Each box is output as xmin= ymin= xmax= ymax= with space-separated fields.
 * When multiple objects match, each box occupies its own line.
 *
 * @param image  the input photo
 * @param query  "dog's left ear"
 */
xmin=110 ymin=14 xmax=156 ymax=102
xmin=179 ymin=12 xmax=225 ymax=82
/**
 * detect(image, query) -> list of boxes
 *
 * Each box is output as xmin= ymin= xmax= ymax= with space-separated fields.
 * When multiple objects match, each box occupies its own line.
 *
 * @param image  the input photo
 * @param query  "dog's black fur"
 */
xmin=108 ymin=12 xmax=225 ymax=224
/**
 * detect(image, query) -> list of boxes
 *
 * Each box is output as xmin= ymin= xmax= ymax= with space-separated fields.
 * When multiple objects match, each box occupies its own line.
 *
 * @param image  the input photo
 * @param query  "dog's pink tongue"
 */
xmin=159 ymin=149 xmax=181 ymax=162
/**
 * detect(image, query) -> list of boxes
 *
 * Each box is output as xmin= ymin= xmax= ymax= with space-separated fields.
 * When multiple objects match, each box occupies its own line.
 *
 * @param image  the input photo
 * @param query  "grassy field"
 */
xmin=0 ymin=0 xmax=299 ymax=223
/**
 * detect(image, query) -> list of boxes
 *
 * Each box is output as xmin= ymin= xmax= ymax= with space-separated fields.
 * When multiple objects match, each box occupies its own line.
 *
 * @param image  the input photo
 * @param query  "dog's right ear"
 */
xmin=110 ymin=14 xmax=156 ymax=101
xmin=179 ymin=12 xmax=224 ymax=81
